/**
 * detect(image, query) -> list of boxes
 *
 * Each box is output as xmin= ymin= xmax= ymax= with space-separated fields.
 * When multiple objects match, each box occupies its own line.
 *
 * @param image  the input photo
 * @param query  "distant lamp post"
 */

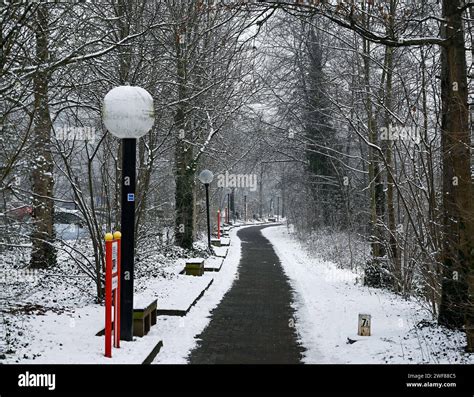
xmin=102 ymin=85 xmax=154 ymax=341
xmin=231 ymin=187 xmax=236 ymax=224
xmin=277 ymin=196 xmax=280 ymax=222
xmin=198 ymin=169 xmax=214 ymax=251
xmin=226 ymin=189 xmax=231 ymax=224
xmin=244 ymin=194 xmax=247 ymax=224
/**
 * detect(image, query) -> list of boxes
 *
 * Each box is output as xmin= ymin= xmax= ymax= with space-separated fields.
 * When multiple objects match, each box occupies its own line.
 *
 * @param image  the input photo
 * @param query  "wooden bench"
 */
xmin=204 ymin=256 xmax=224 ymax=272
xmin=185 ymin=258 xmax=205 ymax=276
xmin=211 ymin=238 xmax=221 ymax=247
xmin=220 ymin=237 xmax=230 ymax=246
xmin=213 ymin=247 xmax=228 ymax=258
xmin=133 ymin=298 xmax=157 ymax=337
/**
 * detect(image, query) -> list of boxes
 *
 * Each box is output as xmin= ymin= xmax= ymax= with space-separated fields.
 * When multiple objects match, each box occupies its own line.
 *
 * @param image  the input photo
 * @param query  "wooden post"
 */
xmin=358 ymin=314 xmax=371 ymax=336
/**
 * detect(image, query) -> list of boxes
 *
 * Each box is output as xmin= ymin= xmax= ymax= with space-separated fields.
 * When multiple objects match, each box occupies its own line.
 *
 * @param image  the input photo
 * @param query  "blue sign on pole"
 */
xmin=127 ymin=193 xmax=135 ymax=202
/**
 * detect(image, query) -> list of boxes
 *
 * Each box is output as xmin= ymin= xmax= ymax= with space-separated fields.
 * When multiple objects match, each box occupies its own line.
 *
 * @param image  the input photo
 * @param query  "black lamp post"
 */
xmin=226 ymin=192 xmax=230 ymax=224
xmin=277 ymin=196 xmax=280 ymax=222
xmin=103 ymin=85 xmax=155 ymax=341
xmin=231 ymin=187 xmax=235 ymax=224
xmin=244 ymin=194 xmax=247 ymax=223
xmin=198 ymin=169 xmax=214 ymax=251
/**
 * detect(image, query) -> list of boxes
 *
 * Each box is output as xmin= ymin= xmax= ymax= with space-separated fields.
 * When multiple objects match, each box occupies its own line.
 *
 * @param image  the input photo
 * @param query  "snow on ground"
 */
xmin=0 ymin=225 xmax=248 ymax=364
xmin=151 ymin=225 xmax=245 ymax=363
xmin=212 ymin=246 xmax=229 ymax=258
xmin=2 ymin=304 xmax=163 ymax=364
xmin=137 ymin=273 xmax=214 ymax=313
xmin=204 ymin=256 xmax=224 ymax=271
xmin=262 ymin=225 xmax=474 ymax=364
xmin=5 ymin=221 xmax=463 ymax=365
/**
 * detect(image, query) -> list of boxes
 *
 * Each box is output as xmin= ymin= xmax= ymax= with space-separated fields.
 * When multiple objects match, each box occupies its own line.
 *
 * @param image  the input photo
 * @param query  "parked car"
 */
xmin=54 ymin=209 xmax=88 ymax=241
xmin=4 ymin=204 xmax=33 ymax=221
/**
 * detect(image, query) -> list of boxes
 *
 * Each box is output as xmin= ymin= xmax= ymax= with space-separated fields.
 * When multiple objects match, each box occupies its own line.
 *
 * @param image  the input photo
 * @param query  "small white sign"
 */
xmin=112 ymin=242 xmax=118 ymax=273
xmin=112 ymin=242 xmax=118 ymax=259
xmin=358 ymin=314 xmax=371 ymax=336
xmin=112 ymin=275 xmax=118 ymax=290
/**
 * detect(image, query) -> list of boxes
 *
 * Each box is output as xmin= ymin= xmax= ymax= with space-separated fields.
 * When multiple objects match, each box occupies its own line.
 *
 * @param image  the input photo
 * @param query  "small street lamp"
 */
xmin=226 ymin=188 xmax=231 ymax=224
xmin=231 ymin=187 xmax=236 ymax=224
xmin=277 ymin=196 xmax=280 ymax=222
xmin=102 ymin=85 xmax=154 ymax=341
xmin=198 ymin=169 xmax=213 ymax=251
xmin=244 ymin=194 xmax=247 ymax=224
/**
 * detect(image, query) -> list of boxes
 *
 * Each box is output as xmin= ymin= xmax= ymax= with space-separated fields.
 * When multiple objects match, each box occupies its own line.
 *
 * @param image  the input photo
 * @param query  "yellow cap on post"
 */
xmin=105 ymin=233 xmax=113 ymax=241
xmin=113 ymin=231 xmax=122 ymax=240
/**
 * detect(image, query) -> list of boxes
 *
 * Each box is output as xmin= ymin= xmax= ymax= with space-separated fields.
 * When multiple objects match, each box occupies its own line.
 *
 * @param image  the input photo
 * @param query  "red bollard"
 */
xmin=104 ymin=233 xmax=113 ymax=358
xmin=104 ymin=231 xmax=121 ymax=358
xmin=113 ymin=231 xmax=121 ymax=348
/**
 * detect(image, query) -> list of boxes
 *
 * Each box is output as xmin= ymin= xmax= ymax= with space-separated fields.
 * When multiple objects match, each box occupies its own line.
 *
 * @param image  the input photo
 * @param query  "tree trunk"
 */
xmin=174 ymin=26 xmax=195 ymax=249
xmin=438 ymin=0 xmax=474 ymax=352
xmin=421 ymin=45 xmax=440 ymax=316
xmin=30 ymin=4 xmax=56 ymax=269
xmin=384 ymin=44 xmax=400 ymax=292
xmin=363 ymin=37 xmax=385 ymax=261
xmin=383 ymin=0 xmax=400 ymax=292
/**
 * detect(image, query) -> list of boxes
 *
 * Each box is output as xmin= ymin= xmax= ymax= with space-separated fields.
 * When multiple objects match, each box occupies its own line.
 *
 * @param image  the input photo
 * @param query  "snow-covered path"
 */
xmin=4 ymin=223 xmax=472 ymax=365
xmin=262 ymin=226 xmax=474 ymax=364
xmin=151 ymin=225 xmax=244 ymax=363
xmin=188 ymin=225 xmax=303 ymax=363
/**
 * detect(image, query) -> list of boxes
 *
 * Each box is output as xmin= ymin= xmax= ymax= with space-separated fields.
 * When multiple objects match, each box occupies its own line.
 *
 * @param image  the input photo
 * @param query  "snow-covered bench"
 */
xmin=211 ymin=238 xmax=221 ymax=247
xmin=185 ymin=258 xmax=205 ymax=276
xmin=133 ymin=297 xmax=157 ymax=337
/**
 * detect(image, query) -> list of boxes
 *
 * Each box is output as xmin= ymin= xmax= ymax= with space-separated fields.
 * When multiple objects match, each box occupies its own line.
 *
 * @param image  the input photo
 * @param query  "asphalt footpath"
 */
xmin=187 ymin=224 xmax=304 ymax=364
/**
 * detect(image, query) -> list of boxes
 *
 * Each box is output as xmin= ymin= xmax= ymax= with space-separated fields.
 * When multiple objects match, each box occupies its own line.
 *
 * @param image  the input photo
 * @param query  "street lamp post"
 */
xmin=102 ymin=85 xmax=154 ymax=341
xmin=198 ymin=169 xmax=213 ymax=251
xmin=226 ymin=192 xmax=230 ymax=224
xmin=244 ymin=194 xmax=247 ymax=224
xmin=231 ymin=187 xmax=236 ymax=224
xmin=277 ymin=196 xmax=280 ymax=222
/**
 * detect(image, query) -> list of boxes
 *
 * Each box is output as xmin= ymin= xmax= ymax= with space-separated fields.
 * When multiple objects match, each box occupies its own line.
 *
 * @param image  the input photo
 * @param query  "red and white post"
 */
xmin=113 ymin=231 xmax=121 ymax=348
xmin=104 ymin=231 xmax=121 ymax=358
